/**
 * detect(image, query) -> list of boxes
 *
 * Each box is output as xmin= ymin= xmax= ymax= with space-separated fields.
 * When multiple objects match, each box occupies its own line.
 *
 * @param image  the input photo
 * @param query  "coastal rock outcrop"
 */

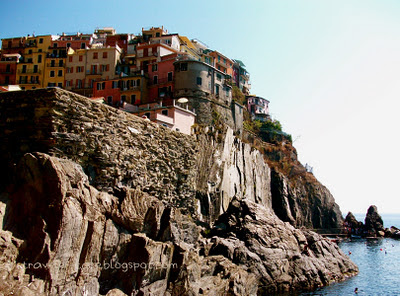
xmin=0 ymin=153 xmax=358 ymax=295
xmin=270 ymin=169 xmax=343 ymax=230
xmin=364 ymin=205 xmax=385 ymax=237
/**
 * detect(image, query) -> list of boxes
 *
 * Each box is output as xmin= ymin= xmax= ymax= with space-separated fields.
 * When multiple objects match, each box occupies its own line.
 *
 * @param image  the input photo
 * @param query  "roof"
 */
xmin=179 ymin=36 xmax=196 ymax=50
xmin=233 ymin=59 xmax=246 ymax=68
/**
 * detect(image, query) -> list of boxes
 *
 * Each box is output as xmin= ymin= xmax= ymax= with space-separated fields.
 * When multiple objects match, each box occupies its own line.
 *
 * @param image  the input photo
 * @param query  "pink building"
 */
xmin=121 ymin=100 xmax=196 ymax=135
xmin=246 ymin=95 xmax=270 ymax=122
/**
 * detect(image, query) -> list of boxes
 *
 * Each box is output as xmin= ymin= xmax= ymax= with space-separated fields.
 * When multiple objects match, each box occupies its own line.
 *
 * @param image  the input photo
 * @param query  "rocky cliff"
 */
xmin=0 ymin=89 xmax=357 ymax=295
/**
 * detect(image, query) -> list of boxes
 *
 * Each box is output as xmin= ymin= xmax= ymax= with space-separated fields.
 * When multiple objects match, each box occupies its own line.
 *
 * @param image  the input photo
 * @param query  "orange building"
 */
xmin=209 ymin=50 xmax=234 ymax=77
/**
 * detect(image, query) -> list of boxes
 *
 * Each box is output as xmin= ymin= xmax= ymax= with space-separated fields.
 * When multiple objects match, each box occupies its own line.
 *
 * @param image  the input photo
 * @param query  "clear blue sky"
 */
xmin=2 ymin=0 xmax=400 ymax=216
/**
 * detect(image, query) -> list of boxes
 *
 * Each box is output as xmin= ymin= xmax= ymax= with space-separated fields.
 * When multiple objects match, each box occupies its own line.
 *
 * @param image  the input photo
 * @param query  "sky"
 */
xmin=1 ymin=0 xmax=400 ymax=215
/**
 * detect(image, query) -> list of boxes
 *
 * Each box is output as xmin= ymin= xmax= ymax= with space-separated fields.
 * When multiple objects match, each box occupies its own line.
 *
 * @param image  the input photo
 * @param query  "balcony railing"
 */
xmin=18 ymin=69 xmax=41 ymax=74
xmin=47 ymin=63 xmax=65 ymax=67
xmin=148 ymin=77 xmax=173 ymax=86
xmin=86 ymin=70 xmax=103 ymax=75
xmin=18 ymin=80 xmax=40 ymax=85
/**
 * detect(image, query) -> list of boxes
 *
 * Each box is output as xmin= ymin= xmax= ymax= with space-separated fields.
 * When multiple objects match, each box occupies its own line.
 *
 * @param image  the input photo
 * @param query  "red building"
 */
xmin=146 ymin=53 xmax=177 ymax=105
xmin=1 ymin=37 xmax=26 ymax=55
xmin=106 ymin=34 xmax=133 ymax=53
xmin=92 ymin=79 xmax=121 ymax=106
xmin=53 ymin=33 xmax=92 ymax=50
xmin=0 ymin=53 xmax=20 ymax=86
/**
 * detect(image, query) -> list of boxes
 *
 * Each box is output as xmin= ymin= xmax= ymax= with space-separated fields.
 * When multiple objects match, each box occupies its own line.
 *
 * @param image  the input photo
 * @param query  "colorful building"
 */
xmin=15 ymin=35 xmax=52 ymax=90
xmin=43 ymin=44 xmax=68 ymax=88
xmin=66 ymin=45 xmax=122 ymax=97
xmin=54 ymin=33 xmax=93 ymax=50
xmin=0 ymin=53 xmax=20 ymax=86
xmin=122 ymin=100 xmax=196 ymax=135
xmin=173 ymin=57 xmax=232 ymax=104
xmin=232 ymin=59 xmax=251 ymax=94
xmin=146 ymin=52 xmax=177 ymax=104
xmin=1 ymin=37 xmax=26 ymax=55
xmin=246 ymin=95 xmax=270 ymax=122
xmin=209 ymin=50 xmax=234 ymax=77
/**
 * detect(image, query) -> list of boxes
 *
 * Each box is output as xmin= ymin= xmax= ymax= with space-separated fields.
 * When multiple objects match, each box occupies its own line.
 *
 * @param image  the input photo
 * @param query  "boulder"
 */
xmin=364 ymin=205 xmax=384 ymax=237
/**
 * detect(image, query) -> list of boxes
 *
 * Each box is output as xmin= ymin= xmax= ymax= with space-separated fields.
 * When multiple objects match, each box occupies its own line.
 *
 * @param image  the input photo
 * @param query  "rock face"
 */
xmin=271 ymin=170 xmax=343 ymax=230
xmin=0 ymin=89 xmax=358 ymax=295
xmin=364 ymin=205 xmax=385 ymax=237
xmin=0 ymin=153 xmax=358 ymax=295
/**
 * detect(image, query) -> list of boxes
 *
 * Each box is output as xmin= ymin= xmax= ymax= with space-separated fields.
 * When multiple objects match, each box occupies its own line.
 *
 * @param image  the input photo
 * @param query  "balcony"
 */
xmin=47 ymin=63 xmax=65 ymax=68
xmin=18 ymin=79 xmax=40 ymax=85
xmin=86 ymin=70 xmax=103 ymax=76
xmin=148 ymin=77 xmax=173 ymax=86
xmin=18 ymin=69 xmax=41 ymax=74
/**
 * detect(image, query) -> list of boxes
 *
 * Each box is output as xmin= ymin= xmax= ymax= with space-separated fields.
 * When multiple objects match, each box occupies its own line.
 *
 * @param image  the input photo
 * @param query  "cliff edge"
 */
xmin=0 ymin=89 xmax=357 ymax=295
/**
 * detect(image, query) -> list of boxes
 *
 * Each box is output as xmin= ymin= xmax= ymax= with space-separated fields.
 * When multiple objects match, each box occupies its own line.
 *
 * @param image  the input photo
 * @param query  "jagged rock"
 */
xmin=0 ymin=153 xmax=358 ymax=295
xmin=271 ymin=170 xmax=343 ymax=230
xmin=208 ymin=198 xmax=358 ymax=294
xmin=344 ymin=212 xmax=364 ymax=236
xmin=364 ymin=205 xmax=384 ymax=237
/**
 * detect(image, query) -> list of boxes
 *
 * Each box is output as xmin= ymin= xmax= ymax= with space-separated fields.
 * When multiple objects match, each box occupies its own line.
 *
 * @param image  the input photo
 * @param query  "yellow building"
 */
xmin=179 ymin=36 xmax=201 ymax=60
xmin=43 ymin=40 xmax=69 ymax=88
xmin=120 ymin=75 xmax=147 ymax=104
xmin=15 ymin=35 xmax=52 ymax=90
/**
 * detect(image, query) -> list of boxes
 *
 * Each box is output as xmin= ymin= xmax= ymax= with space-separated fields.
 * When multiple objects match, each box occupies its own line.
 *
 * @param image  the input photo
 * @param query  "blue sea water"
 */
xmin=300 ymin=214 xmax=400 ymax=296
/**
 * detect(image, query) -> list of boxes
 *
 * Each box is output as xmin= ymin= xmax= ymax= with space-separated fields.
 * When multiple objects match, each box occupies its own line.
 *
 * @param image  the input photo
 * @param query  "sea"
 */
xmin=299 ymin=213 xmax=400 ymax=296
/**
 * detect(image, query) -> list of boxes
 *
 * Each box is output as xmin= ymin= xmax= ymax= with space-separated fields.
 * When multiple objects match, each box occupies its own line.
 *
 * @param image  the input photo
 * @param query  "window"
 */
xmin=216 ymin=85 xmax=220 ymax=96
xmin=59 ymin=60 xmax=63 ymax=67
xmin=50 ymin=70 xmax=55 ymax=77
xmin=22 ymin=65 xmax=27 ymax=73
xmin=145 ymin=112 xmax=151 ymax=119
xmin=152 ymin=64 xmax=158 ymax=72
xmin=107 ymin=96 xmax=113 ymax=105
xmin=168 ymin=72 xmax=173 ymax=82
xmin=76 ymin=66 xmax=81 ymax=73
xmin=136 ymin=79 xmax=140 ymax=86
xmin=180 ymin=63 xmax=187 ymax=71
xmin=130 ymin=94 xmax=136 ymax=103
xmin=67 ymin=43 xmax=71 ymax=48
xmin=58 ymin=82 xmax=63 ymax=88
xmin=58 ymin=70 xmax=63 ymax=77
xmin=103 ymin=52 xmax=108 ymax=58
xmin=28 ymin=49 xmax=32 ymax=54
xmin=96 ymin=83 xmax=102 ymax=90
xmin=89 ymin=79 xmax=94 ymax=88
xmin=79 ymin=55 xmax=83 ymax=62
xmin=39 ymin=38 xmax=43 ymax=44
xmin=69 ymin=56 xmax=73 ymax=62
xmin=81 ymin=43 xmax=86 ymax=49
xmin=33 ymin=65 xmax=38 ymax=73
xmin=53 ymin=43 xmax=57 ymax=48
xmin=66 ymin=80 xmax=70 ymax=87
xmin=112 ymin=81 xmax=118 ymax=89
xmin=77 ymin=79 xmax=82 ymax=88
xmin=38 ymin=55 xmax=42 ymax=63
xmin=38 ymin=49 xmax=42 ymax=52
xmin=93 ymin=52 xmax=98 ymax=59
xmin=162 ymin=109 xmax=168 ymax=116
xmin=153 ymin=75 xmax=158 ymax=84
xmin=27 ymin=58 xmax=33 ymax=63
xmin=196 ymin=77 xmax=202 ymax=85
xmin=216 ymin=74 xmax=222 ymax=81
xmin=121 ymin=95 xmax=127 ymax=102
